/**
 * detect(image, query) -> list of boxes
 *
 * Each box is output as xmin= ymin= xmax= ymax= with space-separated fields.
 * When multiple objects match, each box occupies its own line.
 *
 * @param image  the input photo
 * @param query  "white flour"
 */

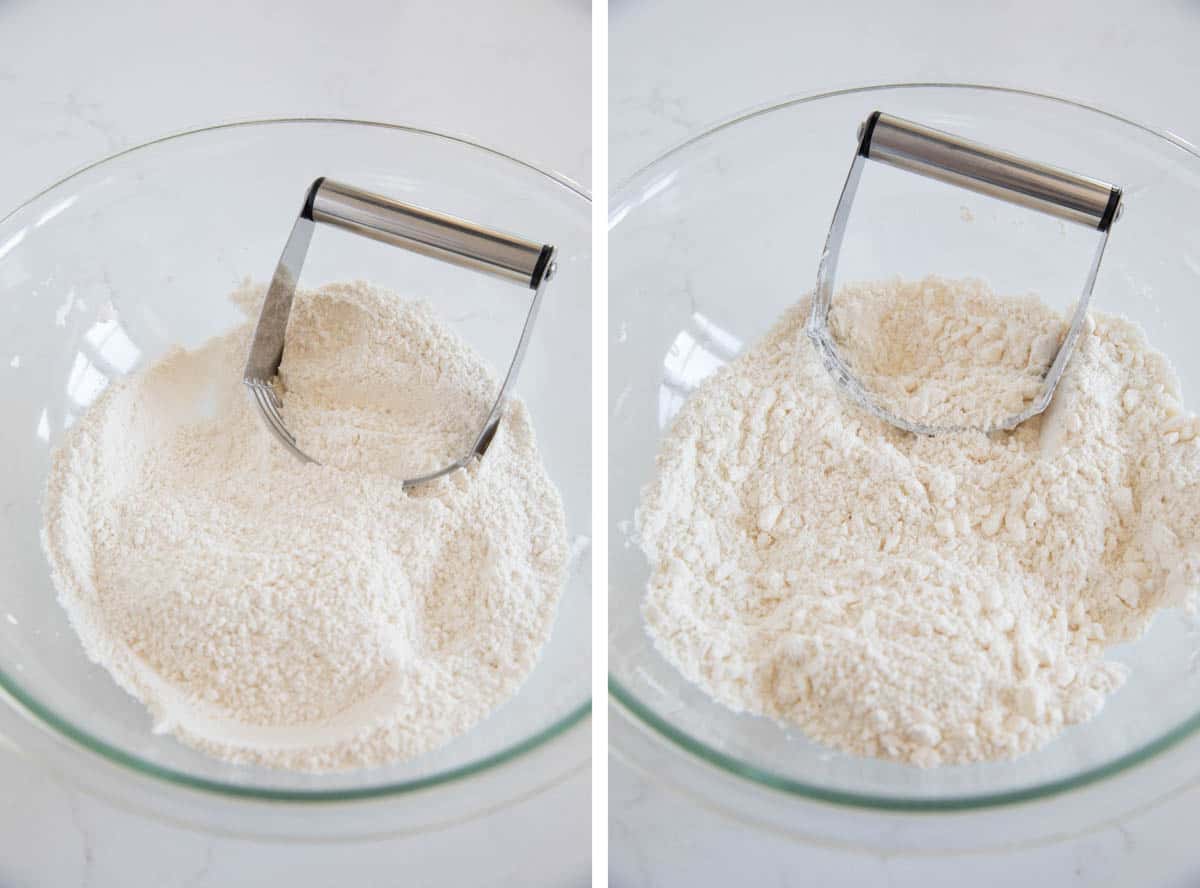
xmin=639 ymin=276 xmax=1200 ymax=767
xmin=42 ymin=281 xmax=568 ymax=772
xmin=828 ymin=277 xmax=1068 ymax=429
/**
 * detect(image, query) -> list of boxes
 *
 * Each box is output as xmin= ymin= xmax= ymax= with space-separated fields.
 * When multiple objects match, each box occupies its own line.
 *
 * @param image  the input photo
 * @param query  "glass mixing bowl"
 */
xmin=609 ymin=84 xmax=1200 ymax=812
xmin=0 ymin=119 xmax=590 ymax=834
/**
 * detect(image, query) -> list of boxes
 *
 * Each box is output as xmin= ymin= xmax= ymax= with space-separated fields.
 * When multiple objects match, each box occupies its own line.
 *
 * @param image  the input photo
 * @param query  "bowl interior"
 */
xmin=0 ymin=120 xmax=590 ymax=797
xmin=609 ymin=85 xmax=1200 ymax=807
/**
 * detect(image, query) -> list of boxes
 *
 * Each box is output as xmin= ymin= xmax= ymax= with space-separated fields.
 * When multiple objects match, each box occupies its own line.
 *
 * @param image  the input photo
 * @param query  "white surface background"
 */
xmin=610 ymin=0 xmax=1200 ymax=886
xmin=0 ymin=1 xmax=590 ymax=886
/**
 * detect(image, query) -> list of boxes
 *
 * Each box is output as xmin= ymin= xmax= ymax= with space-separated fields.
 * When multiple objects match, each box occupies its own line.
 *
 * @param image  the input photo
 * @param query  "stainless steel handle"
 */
xmin=305 ymin=178 xmax=554 ymax=288
xmin=858 ymin=112 xmax=1122 ymax=230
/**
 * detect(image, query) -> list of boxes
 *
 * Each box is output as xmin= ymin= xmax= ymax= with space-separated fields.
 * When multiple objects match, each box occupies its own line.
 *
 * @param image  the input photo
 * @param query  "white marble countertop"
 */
xmin=0 ymin=0 xmax=591 ymax=211
xmin=610 ymin=749 xmax=1200 ymax=887
xmin=610 ymin=0 xmax=1200 ymax=885
xmin=0 ymin=1 xmax=589 ymax=885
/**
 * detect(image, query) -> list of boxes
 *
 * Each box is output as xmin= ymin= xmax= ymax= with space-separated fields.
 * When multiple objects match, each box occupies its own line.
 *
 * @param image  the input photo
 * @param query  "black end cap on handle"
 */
xmin=301 ymin=177 xmax=327 ymax=220
xmin=1098 ymin=186 xmax=1122 ymax=232
xmin=858 ymin=111 xmax=882 ymax=158
xmin=530 ymin=244 xmax=555 ymax=289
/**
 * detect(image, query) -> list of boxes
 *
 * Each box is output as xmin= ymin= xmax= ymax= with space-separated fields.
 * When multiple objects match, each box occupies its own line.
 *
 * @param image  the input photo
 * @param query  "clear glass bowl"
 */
xmin=609 ymin=84 xmax=1200 ymax=811
xmin=0 ymin=119 xmax=590 ymax=829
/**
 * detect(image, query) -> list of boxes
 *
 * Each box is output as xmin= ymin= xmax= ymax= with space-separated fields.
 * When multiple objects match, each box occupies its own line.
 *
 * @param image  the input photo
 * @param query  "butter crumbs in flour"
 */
xmin=42 ymin=281 xmax=567 ymax=773
xmin=638 ymin=277 xmax=1200 ymax=767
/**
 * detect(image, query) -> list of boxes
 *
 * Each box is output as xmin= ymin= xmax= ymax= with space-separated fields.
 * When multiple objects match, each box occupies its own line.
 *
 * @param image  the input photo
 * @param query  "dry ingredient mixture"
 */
xmin=639 ymin=276 xmax=1200 ymax=767
xmin=828 ymin=278 xmax=1068 ymax=429
xmin=42 ymin=280 xmax=567 ymax=772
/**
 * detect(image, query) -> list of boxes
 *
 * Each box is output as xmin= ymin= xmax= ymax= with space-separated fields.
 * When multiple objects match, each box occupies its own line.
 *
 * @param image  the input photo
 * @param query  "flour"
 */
xmin=828 ymin=277 xmax=1068 ymax=429
xmin=42 ymin=280 xmax=568 ymax=772
xmin=638 ymin=276 xmax=1200 ymax=767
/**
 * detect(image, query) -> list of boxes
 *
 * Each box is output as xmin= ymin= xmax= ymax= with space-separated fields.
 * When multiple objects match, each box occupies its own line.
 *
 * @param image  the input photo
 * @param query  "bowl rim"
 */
xmin=608 ymin=81 xmax=1200 ymax=812
xmin=0 ymin=116 xmax=591 ymax=803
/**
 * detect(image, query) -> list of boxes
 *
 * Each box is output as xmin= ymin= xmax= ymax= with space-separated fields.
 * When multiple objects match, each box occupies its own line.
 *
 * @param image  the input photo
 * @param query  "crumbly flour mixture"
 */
xmin=42 ymin=281 xmax=567 ymax=772
xmin=828 ymin=278 xmax=1068 ymax=429
xmin=639 ymin=276 xmax=1200 ymax=767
